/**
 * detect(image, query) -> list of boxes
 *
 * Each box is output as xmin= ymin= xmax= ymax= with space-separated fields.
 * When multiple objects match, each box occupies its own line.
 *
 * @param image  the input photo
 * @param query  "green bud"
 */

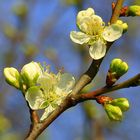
xmin=106 ymin=58 xmax=129 ymax=86
xmin=3 ymin=25 xmax=17 ymax=39
xmin=21 ymin=62 xmax=42 ymax=87
xmin=4 ymin=67 xmax=20 ymax=89
xmin=110 ymin=98 xmax=129 ymax=112
xmin=12 ymin=3 xmax=28 ymax=18
xmin=116 ymin=20 xmax=128 ymax=33
xmin=128 ymin=5 xmax=140 ymax=16
xmin=110 ymin=58 xmax=129 ymax=77
xmin=104 ymin=104 xmax=123 ymax=121
xmin=122 ymin=23 xmax=128 ymax=33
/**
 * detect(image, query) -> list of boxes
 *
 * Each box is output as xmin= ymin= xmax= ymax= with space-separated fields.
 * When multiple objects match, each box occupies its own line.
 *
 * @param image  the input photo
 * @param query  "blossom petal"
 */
xmin=25 ymin=86 xmax=46 ymax=110
xmin=77 ymin=8 xmax=95 ymax=26
xmin=78 ymin=15 xmax=103 ymax=34
xmin=57 ymin=73 xmax=75 ymax=94
xmin=102 ymin=24 xmax=123 ymax=42
xmin=40 ymin=105 xmax=55 ymax=121
xmin=89 ymin=40 xmax=106 ymax=60
xmin=70 ymin=31 xmax=90 ymax=45
xmin=37 ymin=73 xmax=55 ymax=93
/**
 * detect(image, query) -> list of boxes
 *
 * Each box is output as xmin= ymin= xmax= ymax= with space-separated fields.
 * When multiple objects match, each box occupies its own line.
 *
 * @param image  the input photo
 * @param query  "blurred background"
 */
xmin=0 ymin=0 xmax=140 ymax=140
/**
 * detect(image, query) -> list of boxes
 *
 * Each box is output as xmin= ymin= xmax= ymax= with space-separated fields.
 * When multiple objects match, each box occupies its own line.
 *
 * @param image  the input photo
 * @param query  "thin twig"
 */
xmin=76 ymin=73 xmax=140 ymax=102
xmin=110 ymin=0 xmax=125 ymax=24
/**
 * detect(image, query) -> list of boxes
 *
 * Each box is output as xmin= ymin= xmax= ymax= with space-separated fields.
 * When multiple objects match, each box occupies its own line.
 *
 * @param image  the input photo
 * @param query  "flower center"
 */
xmin=44 ymin=87 xmax=60 ymax=104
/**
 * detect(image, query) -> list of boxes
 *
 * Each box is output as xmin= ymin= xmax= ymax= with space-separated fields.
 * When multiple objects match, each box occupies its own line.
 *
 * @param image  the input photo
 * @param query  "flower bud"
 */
xmin=110 ymin=98 xmax=129 ymax=112
xmin=110 ymin=58 xmax=129 ymax=77
xmin=21 ymin=62 xmax=42 ymax=87
xmin=127 ymin=5 xmax=140 ymax=16
xmin=12 ymin=3 xmax=28 ymax=18
xmin=122 ymin=23 xmax=128 ymax=33
xmin=106 ymin=58 xmax=129 ymax=86
xmin=104 ymin=104 xmax=123 ymax=121
xmin=116 ymin=20 xmax=128 ymax=33
xmin=3 ymin=25 xmax=17 ymax=39
xmin=4 ymin=67 xmax=20 ymax=89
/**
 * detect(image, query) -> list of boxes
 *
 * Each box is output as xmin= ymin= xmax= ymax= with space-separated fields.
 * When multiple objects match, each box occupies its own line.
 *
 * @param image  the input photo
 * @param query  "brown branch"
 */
xmin=25 ymin=109 xmax=39 ymax=139
xmin=22 ymin=89 xmax=39 ymax=139
xmin=110 ymin=0 xmax=125 ymax=24
xmin=29 ymin=110 xmax=39 ymax=124
xmin=25 ymin=73 xmax=140 ymax=140
xmin=25 ymin=0 xmax=125 ymax=139
xmin=76 ymin=73 xmax=140 ymax=101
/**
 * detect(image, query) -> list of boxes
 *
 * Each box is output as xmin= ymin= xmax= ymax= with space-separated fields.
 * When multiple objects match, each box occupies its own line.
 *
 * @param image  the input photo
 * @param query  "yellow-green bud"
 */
xmin=21 ymin=62 xmax=42 ymax=87
xmin=128 ymin=5 xmax=140 ymax=16
xmin=3 ymin=25 xmax=17 ymax=39
xmin=110 ymin=58 xmax=129 ymax=77
xmin=12 ymin=3 xmax=28 ymax=18
xmin=4 ymin=67 xmax=20 ymax=89
xmin=104 ymin=104 xmax=123 ymax=121
xmin=111 ymin=98 xmax=129 ymax=112
xmin=116 ymin=20 xmax=128 ymax=33
xmin=116 ymin=20 xmax=123 ymax=25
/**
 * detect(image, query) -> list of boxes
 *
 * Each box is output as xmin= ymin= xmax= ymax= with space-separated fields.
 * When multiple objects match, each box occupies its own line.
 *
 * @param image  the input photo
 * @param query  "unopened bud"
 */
xmin=116 ymin=20 xmax=128 ymax=33
xmin=122 ymin=23 xmax=128 ymax=33
xmin=21 ymin=62 xmax=42 ymax=87
xmin=110 ymin=98 xmax=129 ymax=112
xmin=12 ymin=3 xmax=28 ymax=18
xmin=106 ymin=58 xmax=129 ymax=86
xmin=4 ymin=67 xmax=20 ymax=89
xmin=127 ymin=5 xmax=140 ymax=16
xmin=104 ymin=104 xmax=123 ymax=121
xmin=110 ymin=58 xmax=129 ymax=77
xmin=3 ymin=25 xmax=17 ymax=39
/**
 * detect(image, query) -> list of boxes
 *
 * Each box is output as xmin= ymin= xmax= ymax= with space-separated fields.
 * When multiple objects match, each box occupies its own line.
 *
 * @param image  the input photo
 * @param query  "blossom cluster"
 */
xmin=4 ymin=62 xmax=75 ymax=120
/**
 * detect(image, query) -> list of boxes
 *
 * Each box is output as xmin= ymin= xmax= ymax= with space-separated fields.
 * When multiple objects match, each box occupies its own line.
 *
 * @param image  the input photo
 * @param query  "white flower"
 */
xmin=25 ymin=67 xmax=75 ymax=121
xmin=70 ymin=8 xmax=123 ymax=60
xmin=21 ymin=61 xmax=42 ymax=87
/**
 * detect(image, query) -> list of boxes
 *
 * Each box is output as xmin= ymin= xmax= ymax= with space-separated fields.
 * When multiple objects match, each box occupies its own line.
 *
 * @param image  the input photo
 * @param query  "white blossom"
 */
xmin=70 ymin=8 xmax=123 ymax=60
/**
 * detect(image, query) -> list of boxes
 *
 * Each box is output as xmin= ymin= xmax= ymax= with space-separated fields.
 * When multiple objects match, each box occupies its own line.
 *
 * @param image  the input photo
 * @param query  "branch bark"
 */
xmin=76 ymin=73 xmax=140 ymax=102
xmin=25 ymin=72 xmax=140 ymax=140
